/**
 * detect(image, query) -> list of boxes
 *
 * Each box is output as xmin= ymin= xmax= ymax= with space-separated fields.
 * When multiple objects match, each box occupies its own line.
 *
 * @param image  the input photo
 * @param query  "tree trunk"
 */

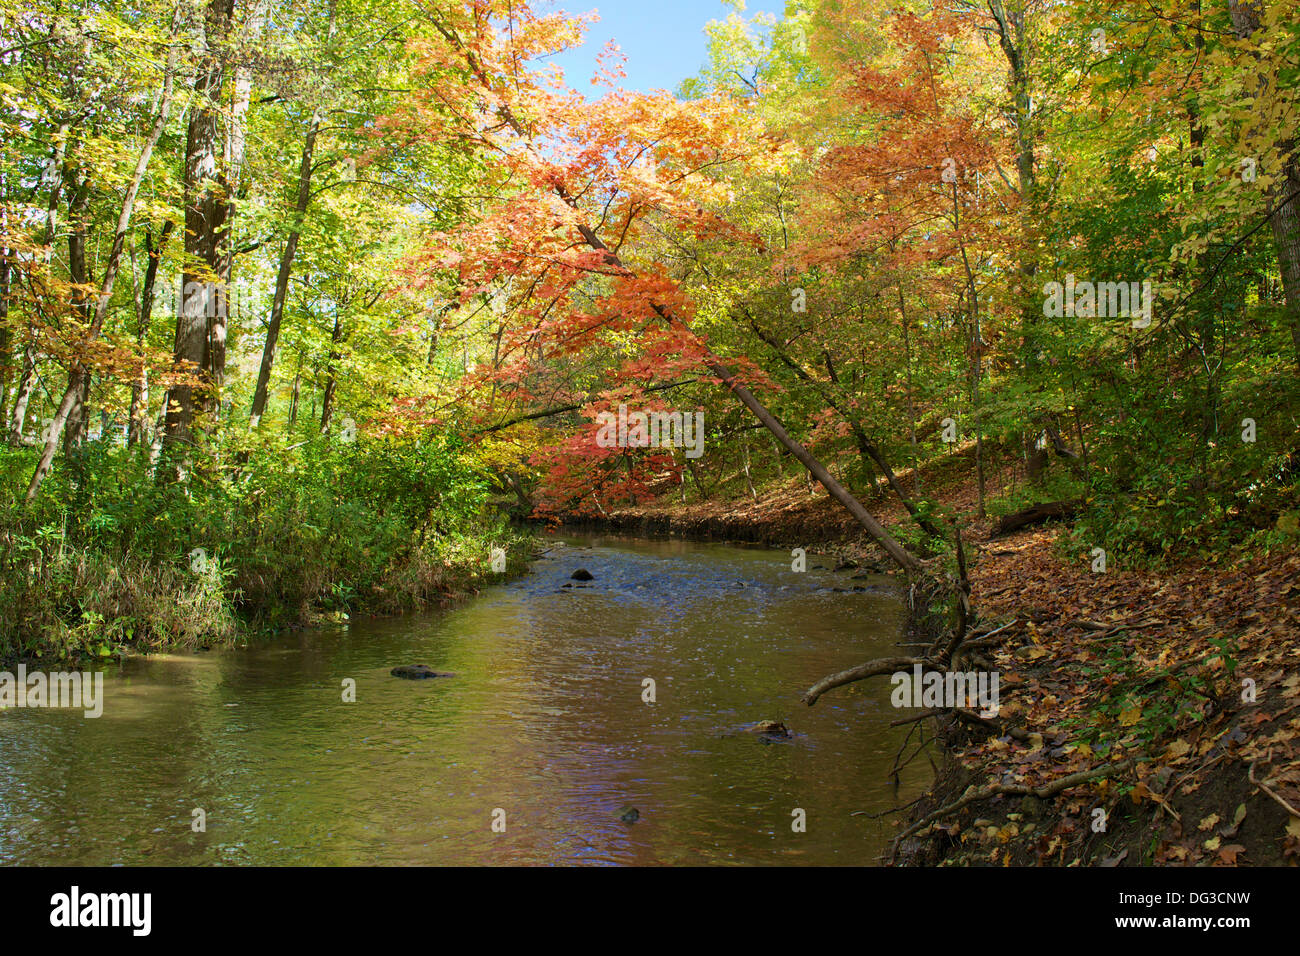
xmin=249 ymin=112 xmax=321 ymax=427
xmin=0 ymin=177 xmax=11 ymax=430
xmin=63 ymin=174 xmax=92 ymax=454
xmin=165 ymin=0 xmax=234 ymax=448
xmin=129 ymin=221 xmax=174 ymax=445
xmin=208 ymin=0 xmax=269 ymax=407
xmin=898 ymin=284 xmax=921 ymax=496
xmin=1229 ymin=0 xmax=1300 ymax=367
xmin=745 ymin=309 xmax=941 ymax=542
xmin=320 ymin=310 xmax=343 ymax=433
xmin=8 ymin=128 xmax=71 ymax=444
xmin=564 ymin=212 xmax=921 ymax=573
xmin=287 ymin=361 xmax=301 ymax=431
xmin=8 ymin=347 xmax=36 ymax=444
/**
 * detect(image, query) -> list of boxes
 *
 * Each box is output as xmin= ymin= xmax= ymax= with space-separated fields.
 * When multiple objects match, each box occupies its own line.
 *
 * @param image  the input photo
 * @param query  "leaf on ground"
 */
xmin=1216 ymin=844 xmax=1246 ymax=865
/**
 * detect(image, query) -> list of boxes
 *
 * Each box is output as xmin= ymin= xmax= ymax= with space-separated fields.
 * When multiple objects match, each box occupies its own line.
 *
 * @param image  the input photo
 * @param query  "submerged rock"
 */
xmin=570 ymin=568 xmax=594 ymax=581
xmin=390 ymin=664 xmax=455 ymax=680
xmin=618 ymin=807 xmax=640 ymax=824
xmin=748 ymin=719 xmax=791 ymax=738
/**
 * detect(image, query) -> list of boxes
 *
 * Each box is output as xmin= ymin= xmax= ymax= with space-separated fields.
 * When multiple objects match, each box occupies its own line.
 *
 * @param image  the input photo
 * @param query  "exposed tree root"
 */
xmin=888 ymin=757 xmax=1139 ymax=863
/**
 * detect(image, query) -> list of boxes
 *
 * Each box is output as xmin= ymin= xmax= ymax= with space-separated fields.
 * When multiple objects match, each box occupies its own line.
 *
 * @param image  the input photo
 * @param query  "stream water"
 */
xmin=0 ymin=534 xmax=931 ymax=865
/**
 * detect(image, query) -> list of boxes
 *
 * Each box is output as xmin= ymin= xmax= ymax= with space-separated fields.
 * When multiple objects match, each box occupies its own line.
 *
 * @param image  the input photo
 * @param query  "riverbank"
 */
xmin=556 ymin=464 xmax=1300 ymax=866
xmin=0 ymin=530 xmax=533 ymax=667
xmin=0 ymin=437 xmax=533 ymax=666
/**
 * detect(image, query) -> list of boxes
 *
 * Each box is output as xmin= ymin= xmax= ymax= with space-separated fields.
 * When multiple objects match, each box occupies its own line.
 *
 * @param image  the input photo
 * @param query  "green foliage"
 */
xmin=0 ymin=431 xmax=522 ymax=660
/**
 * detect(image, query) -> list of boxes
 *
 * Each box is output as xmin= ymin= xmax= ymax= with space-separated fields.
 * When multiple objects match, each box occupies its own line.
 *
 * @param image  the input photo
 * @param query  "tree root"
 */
xmin=1249 ymin=757 xmax=1300 ymax=818
xmin=888 ymin=757 xmax=1138 ymax=863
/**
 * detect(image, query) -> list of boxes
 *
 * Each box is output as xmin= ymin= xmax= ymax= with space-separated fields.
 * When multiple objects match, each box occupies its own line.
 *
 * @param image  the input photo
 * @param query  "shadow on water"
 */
xmin=0 ymin=534 xmax=932 ymax=865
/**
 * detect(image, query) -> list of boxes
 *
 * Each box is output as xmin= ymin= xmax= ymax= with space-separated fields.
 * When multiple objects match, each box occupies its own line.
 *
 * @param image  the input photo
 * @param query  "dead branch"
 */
xmin=800 ymin=656 xmax=921 ymax=706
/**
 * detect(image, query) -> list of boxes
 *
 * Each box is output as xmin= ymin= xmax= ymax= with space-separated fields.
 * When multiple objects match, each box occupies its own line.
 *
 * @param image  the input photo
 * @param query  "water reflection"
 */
xmin=0 ymin=535 xmax=930 ymax=865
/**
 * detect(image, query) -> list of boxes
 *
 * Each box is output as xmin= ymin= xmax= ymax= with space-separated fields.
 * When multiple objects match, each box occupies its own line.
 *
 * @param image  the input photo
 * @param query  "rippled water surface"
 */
xmin=0 ymin=535 xmax=931 ymax=865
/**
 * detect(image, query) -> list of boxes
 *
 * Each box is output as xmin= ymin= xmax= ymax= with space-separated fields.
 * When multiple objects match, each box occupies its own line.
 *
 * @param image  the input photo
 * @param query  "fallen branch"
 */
xmin=991 ymin=500 xmax=1082 ymax=537
xmin=800 ymin=656 xmax=920 ymax=706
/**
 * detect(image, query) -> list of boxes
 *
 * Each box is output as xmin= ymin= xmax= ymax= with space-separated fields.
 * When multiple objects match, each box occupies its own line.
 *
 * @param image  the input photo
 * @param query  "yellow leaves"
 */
xmin=1118 ymin=704 xmax=1142 ymax=727
xmin=1165 ymin=738 xmax=1191 ymax=759
xmin=1197 ymin=813 xmax=1220 ymax=832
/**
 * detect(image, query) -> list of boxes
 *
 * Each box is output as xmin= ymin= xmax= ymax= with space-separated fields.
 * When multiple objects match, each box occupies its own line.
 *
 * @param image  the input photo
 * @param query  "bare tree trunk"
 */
xmin=8 ymin=128 xmax=71 ymax=444
xmin=8 ymin=347 xmax=36 ymax=444
xmin=745 ymin=310 xmax=940 ymax=541
xmin=0 ymin=172 xmax=11 ymax=429
xmin=128 ymin=221 xmax=174 ymax=445
xmin=287 ymin=361 xmax=301 ymax=432
xmin=987 ymin=0 xmax=1044 ymax=470
xmin=741 ymin=430 xmax=757 ymax=500
xmin=249 ymin=112 xmax=321 ymax=427
xmin=898 ymin=285 xmax=921 ymax=496
xmin=951 ymin=183 xmax=987 ymax=516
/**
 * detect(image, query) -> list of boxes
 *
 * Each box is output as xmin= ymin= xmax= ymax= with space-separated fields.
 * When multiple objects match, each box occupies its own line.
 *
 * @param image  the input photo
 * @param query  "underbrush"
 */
xmin=0 ymin=430 xmax=530 ymax=662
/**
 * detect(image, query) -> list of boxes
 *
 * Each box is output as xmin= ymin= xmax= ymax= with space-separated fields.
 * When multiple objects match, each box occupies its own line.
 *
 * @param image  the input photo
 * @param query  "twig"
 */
xmin=852 ymin=794 xmax=926 ymax=818
xmin=1249 ymin=758 xmax=1300 ymax=818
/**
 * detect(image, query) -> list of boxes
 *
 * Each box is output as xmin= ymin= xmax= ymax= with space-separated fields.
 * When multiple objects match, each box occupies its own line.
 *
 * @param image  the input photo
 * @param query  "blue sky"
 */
xmin=540 ymin=0 xmax=788 ymax=94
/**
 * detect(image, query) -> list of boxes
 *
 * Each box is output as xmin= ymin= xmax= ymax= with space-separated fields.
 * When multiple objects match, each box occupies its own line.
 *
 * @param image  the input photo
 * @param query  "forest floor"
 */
xmin=562 ymin=454 xmax=1300 ymax=866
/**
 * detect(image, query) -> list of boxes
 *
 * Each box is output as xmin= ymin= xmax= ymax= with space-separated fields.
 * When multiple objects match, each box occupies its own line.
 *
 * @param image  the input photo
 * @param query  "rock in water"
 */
xmin=618 ymin=807 xmax=640 ymax=824
xmin=749 ymin=719 xmax=791 ymax=738
xmin=570 ymin=568 xmax=594 ymax=581
xmin=391 ymin=664 xmax=455 ymax=680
